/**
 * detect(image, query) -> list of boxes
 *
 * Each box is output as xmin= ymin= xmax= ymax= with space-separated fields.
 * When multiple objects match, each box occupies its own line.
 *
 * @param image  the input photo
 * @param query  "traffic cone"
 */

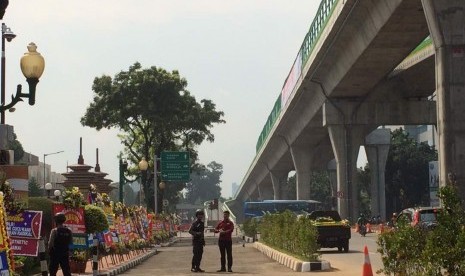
xmin=355 ymin=224 xmax=359 ymax=233
xmin=366 ymin=223 xmax=372 ymax=233
xmin=362 ymin=245 xmax=373 ymax=276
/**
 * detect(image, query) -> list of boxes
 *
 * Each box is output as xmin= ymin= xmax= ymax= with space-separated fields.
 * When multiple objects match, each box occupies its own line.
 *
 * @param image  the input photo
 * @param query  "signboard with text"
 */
xmin=160 ymin=151 xmax=190 ymax=181
xmin=52 ymin=204 xmax=86 ymax=234
xmin=9 ymin=238 xmax=39 ymax=257
xmin=6 ymin=210 xmax=43 ymax=256
xmin=6 ymin=211 xmax=42 ymax=239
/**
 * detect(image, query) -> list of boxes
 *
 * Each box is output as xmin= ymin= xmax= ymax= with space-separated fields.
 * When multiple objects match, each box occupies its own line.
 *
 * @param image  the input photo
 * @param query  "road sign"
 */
xmin=160 ymin=151 xmax=190 ymax=181
xmin=163 ymin=199 xmax=169 ymax=207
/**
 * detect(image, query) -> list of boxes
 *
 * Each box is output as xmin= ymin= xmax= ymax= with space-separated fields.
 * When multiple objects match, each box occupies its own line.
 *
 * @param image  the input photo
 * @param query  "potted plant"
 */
xmin=70 ymin=249 xmax=88 ymax=273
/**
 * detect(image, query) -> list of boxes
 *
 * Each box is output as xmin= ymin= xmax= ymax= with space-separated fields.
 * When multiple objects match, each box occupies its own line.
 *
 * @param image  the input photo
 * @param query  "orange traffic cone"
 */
xmin=366 ymin=223 xmax=372 ymax=233
xmin=362 ymin=245 xmax=373 ymax=276
xmin=355 ymin=224 xmax=359 ymax=233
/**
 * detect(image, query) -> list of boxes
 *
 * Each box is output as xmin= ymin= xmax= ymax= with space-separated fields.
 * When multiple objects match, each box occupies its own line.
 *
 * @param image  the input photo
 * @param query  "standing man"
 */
xmin=189 ymin=209 xmax=205 ymax=272
xmin=48 ymin=213 xmax=73 ymax=276
xmin=215 ymin=210 xmax=234 ymax=272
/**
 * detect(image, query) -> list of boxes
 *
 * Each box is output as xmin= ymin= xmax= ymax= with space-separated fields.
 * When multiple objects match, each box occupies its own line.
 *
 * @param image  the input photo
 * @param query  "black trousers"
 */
xmin=192 ymin=242 xmax=204 ymax=269
xmin=49 ymin=252 xmax=71 ymax=276
xmin=218 ymin=240 xmax=233 ymax=269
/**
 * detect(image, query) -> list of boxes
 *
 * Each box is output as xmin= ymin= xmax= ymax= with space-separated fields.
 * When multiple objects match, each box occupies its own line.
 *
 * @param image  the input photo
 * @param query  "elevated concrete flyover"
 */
xmin=230 ymin=0 xmax=450 ymax=223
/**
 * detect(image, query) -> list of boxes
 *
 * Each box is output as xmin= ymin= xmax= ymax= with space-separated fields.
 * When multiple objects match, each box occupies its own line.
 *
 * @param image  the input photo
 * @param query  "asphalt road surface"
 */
xmin=122 ymin=230 xmax=384 ymax=276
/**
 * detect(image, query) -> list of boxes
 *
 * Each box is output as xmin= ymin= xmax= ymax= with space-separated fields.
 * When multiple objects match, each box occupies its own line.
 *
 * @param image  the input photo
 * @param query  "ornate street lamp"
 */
xmin=45 ymin=182 xmax=52 ymax=198
xmin=138 ymin=157 xmax=148 ymax=207
xmin=0 ymin=42 xmax=45 ymax=119
xmin=54 ymin=189 xmax=61 ymax=201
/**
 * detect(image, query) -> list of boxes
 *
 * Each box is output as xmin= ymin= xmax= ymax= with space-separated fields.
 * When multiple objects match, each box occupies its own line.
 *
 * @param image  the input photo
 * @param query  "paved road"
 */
xmin=122 ymin=230 xmax=384 ymax=276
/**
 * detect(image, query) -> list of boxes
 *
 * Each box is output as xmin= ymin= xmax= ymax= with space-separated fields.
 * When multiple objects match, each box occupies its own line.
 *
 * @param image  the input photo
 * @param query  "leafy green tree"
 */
xmin=28 ymin=177 xmax=42 ymax=197
xmin=185 ymin=161 xmax=223 ymax=204
xmin=8 ymin=133 xmax=24 ymax=162
xmin=286 ymin=172 xmax=331 ymax=205
xmin=81 ymin=63 xmax=225 ymax=211
xmin=356 ymin=164 xmax=371 ymax=215
xmin=385 ymin=129 xmax=437 ymax=215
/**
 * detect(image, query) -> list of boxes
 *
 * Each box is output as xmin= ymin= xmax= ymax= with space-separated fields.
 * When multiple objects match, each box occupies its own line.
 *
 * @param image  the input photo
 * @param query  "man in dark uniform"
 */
xmin=48 ymin=213 xmax=73 ymax=276
xmin=189 ymin=209 xmax=205 ymax=272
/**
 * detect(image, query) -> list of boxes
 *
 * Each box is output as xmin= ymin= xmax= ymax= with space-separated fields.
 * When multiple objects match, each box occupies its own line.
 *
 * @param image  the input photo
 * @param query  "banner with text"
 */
xmin=52 ymin=204 xmax=86 ymax=234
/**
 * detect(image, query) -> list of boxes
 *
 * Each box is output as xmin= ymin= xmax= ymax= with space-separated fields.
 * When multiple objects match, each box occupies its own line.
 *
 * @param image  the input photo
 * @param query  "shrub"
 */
xmin=259 ymin=210 xmax=319 ymax=261
xmin=242 ymin=218 xmax=259 ymax=237
xmin=378 ymin=183 xmax=465 ymax=275
xmin=84 ymin=204 xmax=109 ymax=234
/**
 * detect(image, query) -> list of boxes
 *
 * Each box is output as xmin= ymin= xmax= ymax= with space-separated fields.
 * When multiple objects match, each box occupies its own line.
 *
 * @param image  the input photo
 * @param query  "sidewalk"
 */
xmin=53 ymin=244 xmax=166 ymax=276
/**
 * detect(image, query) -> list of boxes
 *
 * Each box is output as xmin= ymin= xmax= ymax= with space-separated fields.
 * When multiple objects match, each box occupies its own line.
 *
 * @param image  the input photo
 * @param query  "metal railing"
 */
xmin=255 ymin=0 xmax=340 ymax=153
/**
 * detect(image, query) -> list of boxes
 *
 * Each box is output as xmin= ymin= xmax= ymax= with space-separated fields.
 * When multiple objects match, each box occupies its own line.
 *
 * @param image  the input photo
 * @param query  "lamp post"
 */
xmin=1 ymin=22 xmax=15 ymax=124
xmin=0 ymin=41 xmax=45 ymax=118
xmin=45 ymin=182 xmax=52 ymax=198
xmin=43 ymin=150 xmax=64 ymax=195
xmin=153 ymin=154 xmax=158 ymax=214
xmin=54 ymin=189 xmax=61 ymax=201
xmin=159 ymin=181 xmax=166 ymax=213
xmin=118 ymin=159 xmax=128 ymax=203
xmin=138 ymin=157 xmax=148 ymax=207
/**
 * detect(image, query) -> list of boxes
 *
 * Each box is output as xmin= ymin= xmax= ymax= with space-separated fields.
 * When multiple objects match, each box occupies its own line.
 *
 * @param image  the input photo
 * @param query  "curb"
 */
xmin=98 ymin=247 xmax=158 ymax=276
xmin=253 ymin=242 xmax=331 ymax=272
xmin=100 ymin=238 xmax=178 ymax=275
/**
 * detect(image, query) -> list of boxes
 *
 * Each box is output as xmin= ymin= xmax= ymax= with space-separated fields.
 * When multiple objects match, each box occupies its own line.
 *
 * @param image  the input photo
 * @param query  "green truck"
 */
xmin=308 ymin=210 xmax=351 ymax=253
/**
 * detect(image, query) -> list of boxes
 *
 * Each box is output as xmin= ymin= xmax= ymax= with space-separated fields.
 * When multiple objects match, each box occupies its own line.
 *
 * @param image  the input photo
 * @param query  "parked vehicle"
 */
xmin=359 ymin=224 xmax=367 ymax=237
xmin=244 ymin=200 xmax=322 ymax=219
xmin=396 ymin=206 xmax=441 ymax=230
xmin=307 ymin=210 xmax=351 ymax=253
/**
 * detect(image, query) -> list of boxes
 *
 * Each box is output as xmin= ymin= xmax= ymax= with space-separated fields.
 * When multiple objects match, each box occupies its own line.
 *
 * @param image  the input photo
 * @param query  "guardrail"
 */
xmin=255 ymin=2 xmax=433 ymax=154
xmin=255 ymin=0 xmax=339 ymax=153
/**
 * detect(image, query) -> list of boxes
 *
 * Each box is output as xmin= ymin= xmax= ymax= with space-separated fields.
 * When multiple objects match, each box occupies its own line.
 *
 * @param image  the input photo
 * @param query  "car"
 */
xmin=396 ymin=206 xmax=441 ymax=230
xmin=307 ymin=210 xmax=351 ymax=253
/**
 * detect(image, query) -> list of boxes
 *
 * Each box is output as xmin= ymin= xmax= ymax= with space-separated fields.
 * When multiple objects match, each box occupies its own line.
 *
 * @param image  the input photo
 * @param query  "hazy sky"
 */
xmin=5 ymin=1 xmax=323 ymax=198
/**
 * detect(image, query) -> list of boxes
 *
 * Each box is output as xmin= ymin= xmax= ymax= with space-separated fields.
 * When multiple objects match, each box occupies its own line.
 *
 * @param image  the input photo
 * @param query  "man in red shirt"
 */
xmin=215 ymin=210 xmax=234 ymax=272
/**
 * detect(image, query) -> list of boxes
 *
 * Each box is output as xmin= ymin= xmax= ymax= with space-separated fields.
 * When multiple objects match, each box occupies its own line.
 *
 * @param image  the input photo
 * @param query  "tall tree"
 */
xmin=356 ymin=164 xmax=371 ymax=215
xmin=81 ymin=62 xmax=225 ymax=211
xmin=385 ymin=128 xmax=437 ymax=215
xmin=28 ymin=177 xmax=42 ymax=197
xmin=8 ymin=133 xmax=24 ymax=162
xmin=185 ymin=161 xmax=223 ymax=205
xmin=286 ymin=172 xmax=331 ymax=206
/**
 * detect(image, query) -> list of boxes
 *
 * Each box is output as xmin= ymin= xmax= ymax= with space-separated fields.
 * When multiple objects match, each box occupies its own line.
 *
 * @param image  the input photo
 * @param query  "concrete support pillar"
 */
xmin=327 ymin=159 xmax=337 ymax=210
xmin=365 ymin=129 xmax=391 ymax=221
xmin=290 ymin=146 xmax=312 ymax=200
xmin=328 ymin=125 xmax=364 ymax=221
xmin=422 ymin=1 xmax=465 ymax=200
xmin=270 ymin=170 xmax=288 ymax=200
xmin=260 ymin=183 xmax=274 ymax=200
xmin=250 ymin=188 xmax=260 ymax=202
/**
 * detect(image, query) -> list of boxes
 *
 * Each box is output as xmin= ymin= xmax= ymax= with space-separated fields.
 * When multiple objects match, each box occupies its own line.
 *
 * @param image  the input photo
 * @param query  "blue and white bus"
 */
xmin=244 ymin=200 xmax=322 ymax=219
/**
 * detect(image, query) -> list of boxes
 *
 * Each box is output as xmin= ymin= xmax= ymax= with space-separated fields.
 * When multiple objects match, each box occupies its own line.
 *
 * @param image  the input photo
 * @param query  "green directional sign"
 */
xmin=160 ymin=151 xmax=190 ymax=181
